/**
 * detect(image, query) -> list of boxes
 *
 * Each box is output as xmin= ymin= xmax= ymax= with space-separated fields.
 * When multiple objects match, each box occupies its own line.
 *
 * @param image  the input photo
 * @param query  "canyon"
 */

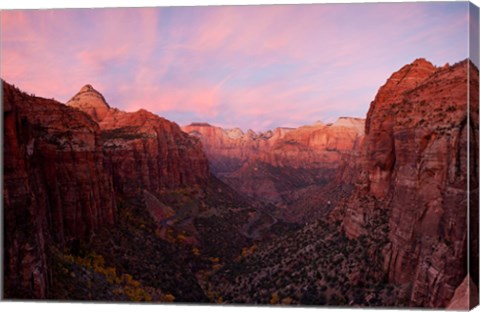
xmin=182 ymin=117 xmax=364 ymax=221
xmin=2 ymin=58 xmax=478 ymax=308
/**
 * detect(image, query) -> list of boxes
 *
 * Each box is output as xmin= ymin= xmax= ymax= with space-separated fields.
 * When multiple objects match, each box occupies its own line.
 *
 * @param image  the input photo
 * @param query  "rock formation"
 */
xmin=183 ymin=118 xmax=364 ymax=174
xmin=3 ymin=57 xmax=477 ymax=308
xmin=182 ymin=118 xmax=364 ymax=218
xmin=3 ymin=81 xmax=116 ymax=298
xmin=334 ymin=59 xmax=479 ymax=307
xmin=68 ymin=85 xmax=210 ymax=196
xmin=3 ymin=82 xmax=211 ymax=299
xmin=68 ymin=84 xmax=111 ymax=122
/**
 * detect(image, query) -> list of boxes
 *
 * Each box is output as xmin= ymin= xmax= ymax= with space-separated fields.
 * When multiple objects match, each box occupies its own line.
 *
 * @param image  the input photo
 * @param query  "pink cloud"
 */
xmin=122 ymin=81 xmax=223 ymax=118
xmin=1 ymin=3 xmax=469 ymax=131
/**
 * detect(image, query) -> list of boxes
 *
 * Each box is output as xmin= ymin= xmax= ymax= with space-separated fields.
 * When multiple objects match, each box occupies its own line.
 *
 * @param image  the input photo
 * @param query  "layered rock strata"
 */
xmin=68 ymin=85 xmax=210 ymax=196
xmin=3 ymin=82 xmax=116 ymax=298
xmin=336 ymin=59 xmax=478 ymax=307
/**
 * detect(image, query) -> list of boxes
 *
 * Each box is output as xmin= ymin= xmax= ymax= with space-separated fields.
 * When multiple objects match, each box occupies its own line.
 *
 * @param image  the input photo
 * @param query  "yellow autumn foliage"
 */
xmin=177 ymin=234 xmax=187 ymax=242
xmin=162 ymin=293 xmax=176 ymax=302
xmin=62 ymin=252 xmax=153 ymax=302
xmin=270 ymin=292 xmax=280 ymax=304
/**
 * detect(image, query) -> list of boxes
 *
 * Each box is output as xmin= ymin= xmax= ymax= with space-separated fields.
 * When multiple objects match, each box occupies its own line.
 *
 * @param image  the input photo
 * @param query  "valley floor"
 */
xmin=46 ymin=186 xmax=405 ymax=307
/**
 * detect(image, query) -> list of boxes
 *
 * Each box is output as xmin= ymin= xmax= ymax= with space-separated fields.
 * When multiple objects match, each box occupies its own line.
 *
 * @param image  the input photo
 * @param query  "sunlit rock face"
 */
xmin=182 ymin=118 xmax=364 ymax=219
xmin=183 ymin=118 xmax=364 ymax=174
xmin=68 ymin=85 xmax=211 ymax=196
xmin=337 ymin=59 xmax=478 ymax=307
xmin=67 ymin=84 xmax=111 ymax=122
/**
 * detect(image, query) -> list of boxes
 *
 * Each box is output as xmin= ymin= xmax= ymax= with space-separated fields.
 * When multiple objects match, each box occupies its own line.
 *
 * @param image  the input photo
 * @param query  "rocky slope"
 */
xmin=333 ymin=59 xmax=478 ymax=307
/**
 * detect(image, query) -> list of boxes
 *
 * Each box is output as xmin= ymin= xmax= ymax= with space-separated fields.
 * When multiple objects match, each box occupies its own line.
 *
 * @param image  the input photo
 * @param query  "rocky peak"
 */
xmin=246 ymin=129 xmax=257 ymax=139
xmin=67 ymin=84 xmax=111 ymax=122
xmin=384 ymin=59 xmax=435 ymax=94
xmin=79 ymin=84 xmax=98 ymax=93
xmin=258 ymin=130 xmax=273 ymax=140
xmin=365 ymin=58 xmax=436 ymax=134
xmin=331 ymin=117 xmax=365 ymax=134
xmin=272 ymin=127 xmax=294 ymax=139
xmin=224 ymin=128 xmax=244 ymax=139
xmin=411 ymin=57 xmax=433 ymax=67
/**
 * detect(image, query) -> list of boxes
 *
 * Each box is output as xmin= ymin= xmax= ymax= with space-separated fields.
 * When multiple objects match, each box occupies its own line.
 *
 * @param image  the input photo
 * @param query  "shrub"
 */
xmin=162 ymin=293 xmax=176 ymax=302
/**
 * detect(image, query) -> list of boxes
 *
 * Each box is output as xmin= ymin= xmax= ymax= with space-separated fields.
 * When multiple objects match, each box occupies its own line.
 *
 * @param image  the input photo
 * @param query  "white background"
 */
xmin=1 ymin=0 xmax=479 ymax=312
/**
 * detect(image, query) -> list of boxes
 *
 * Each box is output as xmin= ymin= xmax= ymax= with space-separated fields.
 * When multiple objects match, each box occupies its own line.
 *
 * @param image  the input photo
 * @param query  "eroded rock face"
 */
xmin=182 ymin=118 xmax=364 ymax=214
xmin=337 ymin=59 xmax=478 ymax=307
xmin=4 ymin=82 xmax=212 ymax=299
xmin=181 ymin=122 xmax=266 ymax=175
xmin=3 ymin=81 xmax=116 ymax=298
xmin=183 ymin=118 xmax=364 ymax=173
xmin=68 ymin=86 xmax=211 ymax=196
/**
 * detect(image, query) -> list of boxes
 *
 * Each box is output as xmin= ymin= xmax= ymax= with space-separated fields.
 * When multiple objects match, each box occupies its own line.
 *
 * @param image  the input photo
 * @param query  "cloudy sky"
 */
xmin=0 ymin=2 xmax=472 ymax=131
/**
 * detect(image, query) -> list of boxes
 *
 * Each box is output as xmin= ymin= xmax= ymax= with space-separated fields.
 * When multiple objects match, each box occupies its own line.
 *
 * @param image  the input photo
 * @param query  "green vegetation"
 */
xmin=101 ymin=126 xmax=147 ymax=141
xmin=208 ymin=212 xmax=396 ymax=306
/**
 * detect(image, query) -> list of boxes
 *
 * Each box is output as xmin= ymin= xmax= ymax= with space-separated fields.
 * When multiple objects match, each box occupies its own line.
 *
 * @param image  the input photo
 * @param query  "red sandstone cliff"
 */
xmin=68 ymin=85 xmax=210 ymax=196
xmin=3 ymin=81 xmax=116 ymax=298
xmin=182 ymin=118 xmax=364 ymax=216
xmin=3 ymin=82 xmax=212 ymax=299
xmin=181 ymin=123 xmax=275 ymax=174
xmin=183 ymin=118 xmax=363 ymax=173
xmin=334 ymin=59 xmax=478 ymax=307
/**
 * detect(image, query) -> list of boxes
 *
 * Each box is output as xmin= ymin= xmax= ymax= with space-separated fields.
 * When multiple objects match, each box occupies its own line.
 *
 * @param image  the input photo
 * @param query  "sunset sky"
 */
xmin=0 ymin=2 xmax=473 ymax=131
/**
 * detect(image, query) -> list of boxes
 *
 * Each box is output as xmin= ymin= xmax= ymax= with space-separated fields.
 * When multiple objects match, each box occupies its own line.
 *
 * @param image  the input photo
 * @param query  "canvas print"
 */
xmin=1 ymin=1 xmax=479 ymax=309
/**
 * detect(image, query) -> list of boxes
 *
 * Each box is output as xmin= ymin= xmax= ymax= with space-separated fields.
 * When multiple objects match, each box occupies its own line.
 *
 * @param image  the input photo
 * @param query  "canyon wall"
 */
xmin=3 ymin=82 xmax=116 ymax=298
xmin=182 ymin=118 xmax=364 ymax=216
xmin=335 ymin=59 xmax=478 ymax=307
xmin=3 ymin=82 xmax=212 ymax=299
xmin=68 ymin=85 xmax=210 ymax=196
xmin=183 ymin=118 xmax=364 ymax=173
